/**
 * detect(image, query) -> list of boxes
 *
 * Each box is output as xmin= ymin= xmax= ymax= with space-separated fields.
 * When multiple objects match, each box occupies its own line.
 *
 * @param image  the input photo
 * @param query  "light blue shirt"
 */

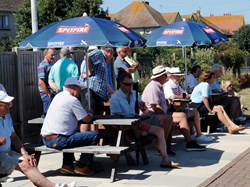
xmin=49 ymin=58 xmax=79 ymax=91
xmin=190 ymin=82 xmax=211 ymax=103
xmin=110 ymin=89 xmax=141 ymax=117
xmin=0 ymin=114 xmax=14 ymax=152
xmin=210 ymin=79 xmax=222 ymax=92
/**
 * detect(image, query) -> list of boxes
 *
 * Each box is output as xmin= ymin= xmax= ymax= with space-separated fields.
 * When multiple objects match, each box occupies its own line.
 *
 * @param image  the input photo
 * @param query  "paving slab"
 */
xmin=2 ymin=122 xmax=250 ymax=187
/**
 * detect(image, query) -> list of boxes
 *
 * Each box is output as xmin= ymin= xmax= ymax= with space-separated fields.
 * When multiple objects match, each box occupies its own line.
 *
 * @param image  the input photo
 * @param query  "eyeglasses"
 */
xmin=122 ymin=82 xmax=134 ymax=86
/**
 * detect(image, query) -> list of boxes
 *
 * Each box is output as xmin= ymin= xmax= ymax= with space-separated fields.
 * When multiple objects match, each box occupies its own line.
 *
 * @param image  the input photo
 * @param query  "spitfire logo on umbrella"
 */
xmin=20 ymin=15 xmax=146 ymax=48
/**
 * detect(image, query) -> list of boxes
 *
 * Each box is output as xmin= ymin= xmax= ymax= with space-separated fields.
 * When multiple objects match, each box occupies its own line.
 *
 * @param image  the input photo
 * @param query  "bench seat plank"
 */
xmin=29 ymin=145 xmax=129 ymax=154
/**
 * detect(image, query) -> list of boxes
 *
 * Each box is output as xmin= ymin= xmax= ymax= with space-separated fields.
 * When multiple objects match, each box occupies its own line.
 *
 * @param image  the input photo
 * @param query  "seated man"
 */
xmin=210 ymin=63 xmax=245 ymax=122
xmin=110 ymin=72 xmax=179 ymax=168
xmin=142 ymin=65 xmax=206 ymax=152
xmin=0 ymin=90 xmax=75 ymax=187
xmin=41 ymin=77 xmax=99 ymax=176
xmin=184 ymin=65 xmax=202 ymax=94
xmin=163 ymin=67 xmax=214 ymax=142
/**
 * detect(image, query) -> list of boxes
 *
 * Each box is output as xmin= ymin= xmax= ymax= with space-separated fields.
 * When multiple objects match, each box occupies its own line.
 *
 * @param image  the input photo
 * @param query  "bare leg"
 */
xmin=148 ymin=126 xmax=168 ymax=161
xmin=172 ymin=112 xmax=191 ymax=142
xmin=188 ymin=108 xmax=202 ymax=136
xmin=147 ymin=126 xmax=180 ymax=168
xmin=213 ymin=105 xmax=245 ymax=133
xmin=16 ymin=161 xmax=55 ymax=187
xmin=157 ymin=114 xmax=173 ymax=142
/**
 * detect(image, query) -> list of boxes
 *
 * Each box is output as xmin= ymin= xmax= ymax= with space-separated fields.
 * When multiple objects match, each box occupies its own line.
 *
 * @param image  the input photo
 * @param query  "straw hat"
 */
xmin=169 ymin=67 xmax=184 ymax=76
xmin=151 ymin=65 xmax=166 ymax=79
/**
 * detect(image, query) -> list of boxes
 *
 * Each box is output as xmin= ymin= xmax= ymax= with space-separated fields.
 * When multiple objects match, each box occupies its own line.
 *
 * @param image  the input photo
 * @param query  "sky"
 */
xmin=101 ymin=0 xmax=250 ymax=24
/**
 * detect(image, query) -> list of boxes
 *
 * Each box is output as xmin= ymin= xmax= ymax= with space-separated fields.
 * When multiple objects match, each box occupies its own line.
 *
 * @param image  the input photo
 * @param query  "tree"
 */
xmin=233 ymin=25 xmax=250 ymax=53
xmin=14 ymin=0 xmax=108 ymax=42
xmin=193 ymin=47 xmax=216 ymax=71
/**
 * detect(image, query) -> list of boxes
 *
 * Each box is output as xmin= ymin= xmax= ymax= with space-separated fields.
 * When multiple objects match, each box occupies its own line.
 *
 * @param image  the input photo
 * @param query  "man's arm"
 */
xmin=11 ymin=133 xmax=37 ymax=167
xmin=81 ymin=113 xmax=93 ymax=123
xmin=107 ymin=84 xmax=115 ymax=95
xmin=38 ymin=79 xmax=51 ymax=97
xmin=125 ymin=64 xmax=138 ymax=74
xmin=87 ymin=56 xmax=93 ymax=76
xmin=48 ymin=79 xmax=59 ymax=93
xmin=151 ymin=104 xmax=166 ymax=114
xmin=11 ymin=133 xmax=28 ymax=155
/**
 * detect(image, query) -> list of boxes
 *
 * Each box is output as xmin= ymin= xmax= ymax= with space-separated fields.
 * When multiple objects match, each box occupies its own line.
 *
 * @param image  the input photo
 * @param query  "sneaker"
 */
xmin=191 ymin=132 xmax=197 ymax=140
xmin=237 ymin=116 xmax=246 ymax=122
xmin=196 ymin=134 xmax=215 ymax=143
xmin=0 ymin=176 xmax=14 ymax=183
xmin=74 ymin=165 xmax=94 ymax=176
xmin=60 ymin=164 xmax=75 ymax=175
xmin=55 ymin=181 xmax=76 ymax=187
xmin=185 ymin=140 xmax=206 ymax=151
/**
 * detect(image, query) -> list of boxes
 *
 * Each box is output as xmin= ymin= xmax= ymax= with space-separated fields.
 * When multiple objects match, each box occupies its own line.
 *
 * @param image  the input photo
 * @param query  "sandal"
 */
xmin=160 ymin=159 xmax=180 ymax=168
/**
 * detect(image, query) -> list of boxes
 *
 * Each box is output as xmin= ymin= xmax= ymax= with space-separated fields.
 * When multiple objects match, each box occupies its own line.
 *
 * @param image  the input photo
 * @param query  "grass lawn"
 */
xmin=239 ymin=88 xmax=250 ymax=115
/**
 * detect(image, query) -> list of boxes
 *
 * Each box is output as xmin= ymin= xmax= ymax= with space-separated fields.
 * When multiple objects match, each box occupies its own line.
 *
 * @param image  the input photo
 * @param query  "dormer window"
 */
xmin=0 ymin=15 xmax=10 ymax=29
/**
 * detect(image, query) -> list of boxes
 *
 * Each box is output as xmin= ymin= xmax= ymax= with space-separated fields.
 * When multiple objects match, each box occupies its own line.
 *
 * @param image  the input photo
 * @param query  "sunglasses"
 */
xmin=122 ymin=82 xmax=134 ymax=86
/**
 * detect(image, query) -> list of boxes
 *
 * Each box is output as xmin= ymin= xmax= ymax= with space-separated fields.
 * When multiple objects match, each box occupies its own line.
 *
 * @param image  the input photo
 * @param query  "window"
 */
xmin=0 ymin=16 xmax=10 ymax=29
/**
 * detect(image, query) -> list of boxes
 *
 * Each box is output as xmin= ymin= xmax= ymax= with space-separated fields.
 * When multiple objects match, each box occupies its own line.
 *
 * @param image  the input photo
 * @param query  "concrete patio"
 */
xmin=2 ymin=121 xmax=250 ymax=187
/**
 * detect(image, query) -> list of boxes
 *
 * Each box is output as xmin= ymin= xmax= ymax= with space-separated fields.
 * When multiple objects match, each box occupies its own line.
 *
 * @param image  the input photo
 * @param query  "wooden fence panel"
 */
xmin=0 ymin=52 xmax=19 ymax=121
xmin=0 ymin=50 xmax=85 ymax=141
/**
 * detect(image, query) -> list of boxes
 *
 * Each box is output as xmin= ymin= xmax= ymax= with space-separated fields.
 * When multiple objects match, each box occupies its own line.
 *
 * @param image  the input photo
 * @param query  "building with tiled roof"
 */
xmin=203 ymin=14 xmax=245 ymax=35
xmin=110 ymin=1 xmax=244 ymax=37
xmin=181 ymin=14 xmax=195 ymax=22
xmin=161 ymin=12 xmax=182 ymax=24
xmin=0 ymin=0 xmax=24 ymax=39
xmin=110 ymin=1 xmax=167 ymax=35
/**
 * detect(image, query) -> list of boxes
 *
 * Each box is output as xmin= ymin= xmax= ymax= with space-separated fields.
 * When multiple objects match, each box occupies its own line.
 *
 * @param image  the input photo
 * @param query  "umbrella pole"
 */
xmin=183 ymin=46 xmax=187 ymax=90
xmin=85 ymin=48 xmax=91 ymax=112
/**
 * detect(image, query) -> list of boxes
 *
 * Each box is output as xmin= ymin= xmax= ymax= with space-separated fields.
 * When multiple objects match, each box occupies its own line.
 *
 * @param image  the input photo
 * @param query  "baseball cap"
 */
xmin=0 ymin=90 xmax=14 ymax=103
xmin=64 ymin=77 xmax=84 ymax=89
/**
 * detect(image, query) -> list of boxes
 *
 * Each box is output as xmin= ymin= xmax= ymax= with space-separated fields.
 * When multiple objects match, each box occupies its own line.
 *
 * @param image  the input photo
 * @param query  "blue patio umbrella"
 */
xmin=146 ymin=21 xmax=228 ymax=77
xmin=19 ymin=15 xmax=146 ymax=48
xmin=19 ymin=15 xmax=146 ymax=111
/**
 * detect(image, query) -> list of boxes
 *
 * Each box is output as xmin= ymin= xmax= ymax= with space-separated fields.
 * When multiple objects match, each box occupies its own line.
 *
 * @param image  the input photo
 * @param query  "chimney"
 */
xmin=210 ymin=14 xmax=214 ymax=16
xmin=197 ymin=10 xmax=201 ymax=17
xmin=144 ymin=1 xmax=149 ymax=5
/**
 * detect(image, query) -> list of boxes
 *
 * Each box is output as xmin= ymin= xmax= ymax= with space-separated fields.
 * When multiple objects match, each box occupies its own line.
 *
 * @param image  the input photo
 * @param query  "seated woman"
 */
xmin=221 ymin=81 xmax=240 ymax=97
xmin=190 ymin=71 xmax=246 ymax=134
xmin=221 ymin=80 xmax=246 ymax=122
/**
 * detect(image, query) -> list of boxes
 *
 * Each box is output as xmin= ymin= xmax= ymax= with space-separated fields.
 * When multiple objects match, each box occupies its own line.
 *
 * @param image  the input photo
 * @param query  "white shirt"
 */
xmin=163 ymin=79 xmax=185 ymax=99
xmin=41 ymin=90 xmax=88 ymax=136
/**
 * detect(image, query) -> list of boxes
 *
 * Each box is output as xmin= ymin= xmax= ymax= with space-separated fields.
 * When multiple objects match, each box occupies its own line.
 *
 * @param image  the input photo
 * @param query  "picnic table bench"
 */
xmin=25 ymin=115 xmax=155 ymax=182
xmin=24 ymin=143 xmax=129 ymax=182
